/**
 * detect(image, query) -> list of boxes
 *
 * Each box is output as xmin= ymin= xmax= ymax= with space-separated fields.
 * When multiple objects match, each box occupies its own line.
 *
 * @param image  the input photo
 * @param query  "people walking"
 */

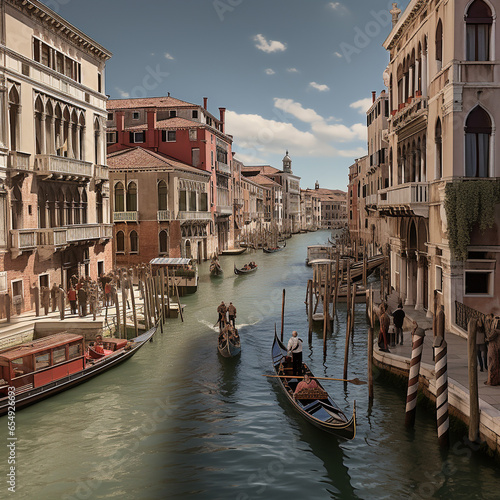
xmin=287 ymin=331 xmax=303 ymax=376
xmin=392 ymin=302 xmax=405 ymax=345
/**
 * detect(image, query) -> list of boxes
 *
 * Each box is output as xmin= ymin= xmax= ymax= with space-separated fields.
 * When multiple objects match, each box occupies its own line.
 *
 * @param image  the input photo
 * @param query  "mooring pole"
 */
xmin=434 ymin=335 xmax=449 ymax=448
xmin=280 ymin=288 xmax=285 ymax=342
xmin=468 ymin=318 xmax=479 ymax=443
xmin=405 ymin=326 xmax=425 ymax=428
xmin=368 ymin=327 xmax=374 ymax=403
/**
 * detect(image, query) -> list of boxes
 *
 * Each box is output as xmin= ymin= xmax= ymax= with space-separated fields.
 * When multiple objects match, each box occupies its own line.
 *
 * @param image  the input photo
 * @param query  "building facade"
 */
xmin=300 ymin=187 xmax=321 ymax=231
xmin=0 ymin=0 xmax=113 ymax=314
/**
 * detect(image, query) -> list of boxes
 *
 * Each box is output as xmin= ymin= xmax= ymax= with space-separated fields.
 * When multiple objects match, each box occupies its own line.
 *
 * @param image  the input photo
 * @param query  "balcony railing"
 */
xmin=113 ymin=211 xmax=138 ymax=222
xmin=94 ymin=164 xmax=109 ymax=181
xmin=157 ymin=210 xmax=172 ymax=221
xmin=366 ymin=193 xmax=378 ymax=206
xmin=216 ymin=161 xmax=231 ymax=175
xmin=35 ymin=155 xmax=93 ymax=179
xmin=8 ymin=152 xmax=32 ymax=172
xmin=378 ymin=182 xmax=429 ymax=217
xmin=11 ymin=229 xmax=36 ymax=250
xmin=67 ymin=224 xmax=101 ymax=242
xmin=100 ymin=224 xmax=113 ymax=239
xmin=177 ymin=211 xmax=212 ymax=220
xmin=216 ymin=205 xmax=232 ymax=215
xmin=391 ymin=95 xmax=428 ymax=130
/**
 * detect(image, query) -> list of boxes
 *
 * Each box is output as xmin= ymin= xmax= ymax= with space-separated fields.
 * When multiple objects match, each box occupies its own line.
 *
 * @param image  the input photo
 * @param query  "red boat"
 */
xmin=0 ymin=325 xmax=156 ymax=416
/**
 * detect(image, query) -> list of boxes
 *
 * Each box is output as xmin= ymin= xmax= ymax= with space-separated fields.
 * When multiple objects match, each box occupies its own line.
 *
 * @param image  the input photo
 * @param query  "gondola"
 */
xmin=263 ymin=241 xmax=286 ymax=253
xmin=218 ymin=326 xmax=241 ymax=358
xmin=0 ymin=324 xmax=157 ymax=416
xmin=210 ymin=260 xmax=223 ymax=276
xmin=271 ymin=333 xmax=356 ymax=439
xmin=234 ymin=263 xmax=258 ymax=275
xmin=221 ymin=247 xmax=247 ymax=256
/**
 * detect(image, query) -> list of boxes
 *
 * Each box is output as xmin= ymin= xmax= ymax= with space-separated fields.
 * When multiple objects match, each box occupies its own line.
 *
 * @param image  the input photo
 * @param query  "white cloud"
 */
xmin=253 ymin=34 xmax=287 ymax=53
xmin=164 ymin=52 xmax=175 ymax=60
xmin=273 ymin=98 xmax=323 ymax=124
xmin=350 ymin=98 xmax=373 ymax=114
xmin=334 ymin=51 xmax=343 ymax=58
xmin=115 ymin=88 xmax=130 ymax=98
xmin=287 ymin=67 xmax=299 ymax=73
xmin=311 ymin=121 xmax=366 ymax=142
xmin=233 ymin=152 xmax=268 ymax=165
xmin=309 ymin=82 xmax=330 ymax=92
xmin=328 ymin=2 xmax=348 ymax=13
xmin=265 ymin=68 xmax=276 ymax=75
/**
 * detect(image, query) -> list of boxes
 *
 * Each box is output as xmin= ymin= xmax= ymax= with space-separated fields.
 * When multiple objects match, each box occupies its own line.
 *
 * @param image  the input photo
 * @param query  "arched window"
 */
xmin=96 ymin=189 xmax=103 ymax=223
xmin=435 ymin=118 xmax=443 ymax=179
xmin=114 ymin=182 xmax=124 ymax=212
xmin=465 ymin=106 xmax=492 ymax=178
xmin=127 ymin=181 xmax=137 ymax=212
xmin=436 ymin=20 xmax=443 ymax=71
xmin=82 ymin=190 xmax=88 ymax=224
xmin=466 ymin=0 xmax=493 ymax=61
xmin=130 ymin=230 xmax=138 ymax=253
xmin=159 ymin=230 xmax=168 ymax=254
xmin=116 ymin=230 xmax=125 ymax=252
xmin=158 ymin=180 xmax=168 ymax=211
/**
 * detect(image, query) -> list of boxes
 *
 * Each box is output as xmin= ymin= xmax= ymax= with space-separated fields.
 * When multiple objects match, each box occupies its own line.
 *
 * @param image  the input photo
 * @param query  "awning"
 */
xmin=150 ymin=258 xmax=192 ymax=266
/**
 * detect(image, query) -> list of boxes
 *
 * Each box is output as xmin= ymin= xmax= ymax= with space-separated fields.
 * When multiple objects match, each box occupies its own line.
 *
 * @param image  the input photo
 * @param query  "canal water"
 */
xmin=6 ymin=230 xmax=500 ymax=499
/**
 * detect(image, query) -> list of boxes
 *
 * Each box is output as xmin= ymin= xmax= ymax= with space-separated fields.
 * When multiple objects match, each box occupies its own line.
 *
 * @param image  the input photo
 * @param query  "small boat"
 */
xmin=221 ymin=247 xmax=247 ymax=256
xmin=218 ymin=326 xmax=241 ymax=358
xmin=0 ymin=325 xmax=157 ymax=416
xmin=210 ymin=259 xmax=223 ymax=276
xmin=271 ymin=333 xmax=356 ymax=439
xmin=263 ymin=241 xmax=286 ymax=253
xmin=234 ymin=263 xmax=258 ymax=275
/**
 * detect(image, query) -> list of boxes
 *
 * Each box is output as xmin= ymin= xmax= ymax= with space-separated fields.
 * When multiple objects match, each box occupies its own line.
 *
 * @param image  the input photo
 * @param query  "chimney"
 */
xmin=219 ymin=107 xmax=226 ymax=134
xmin=372 ymin=91 xmax=376 ymax=103
xmin=116 ymin=111 xmax=125 ymax=144
xmin=203 ymin=97 xmax=208 ymax=110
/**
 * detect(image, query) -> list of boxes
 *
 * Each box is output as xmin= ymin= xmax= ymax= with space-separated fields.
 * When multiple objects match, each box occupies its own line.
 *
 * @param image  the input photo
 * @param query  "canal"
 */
xmin=8 ymin=230 xmax=500 ymax=499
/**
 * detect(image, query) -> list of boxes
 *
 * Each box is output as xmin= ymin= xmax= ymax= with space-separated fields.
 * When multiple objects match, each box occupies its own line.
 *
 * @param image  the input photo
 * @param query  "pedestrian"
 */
xmin=104 ymin=281 xmax=112 ymax=306
xmin=388 ymin=318 xmax=396 ymax=348
xmin=67 ymin=286 xmax=77 ymax=315
xmin=77 ymin=286 xmax=87 ymax=317
xmin=41 ymin=286 xmax=50 ymax=316
xmin=485 ymin=314 xmax=500 ymax=386
xmin=378 ymin=304 xmax=390 ymax=352
xmin=227 ymin=302 xmax=237 ymax=327
xmin=392 ymin=302 xmax=405 ymax=345
xmin=50 ymin=282 xmax=58 ymax=312
xmin=287 ymin=331 xmax=303 ymax=376
xmin=476 ymin=318 xmax=488 ymax=372
xmin=217 ymin=301 xmax=227 ymax=329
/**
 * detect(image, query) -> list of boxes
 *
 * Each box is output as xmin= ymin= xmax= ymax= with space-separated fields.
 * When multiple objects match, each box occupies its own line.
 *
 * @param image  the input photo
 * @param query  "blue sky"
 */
xmin=44 ymin=0 xmax=410 ymax=190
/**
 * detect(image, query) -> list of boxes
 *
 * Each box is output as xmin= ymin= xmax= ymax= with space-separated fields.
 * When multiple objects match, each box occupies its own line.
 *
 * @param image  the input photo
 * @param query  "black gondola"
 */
xmin=210 ymin=260 xmax=223 ymax=276
xmin=218 ymin=326 xmax=241 ymax=358
xmin=221 ymin=247 xmax=247 ymax=256
xmin=271 ymin=333 xmax=356 ymax=439
xmin=234 ymin=263 xmax=258 ymax=275
xmin=263 ymin=241 xmax=286 ymax=253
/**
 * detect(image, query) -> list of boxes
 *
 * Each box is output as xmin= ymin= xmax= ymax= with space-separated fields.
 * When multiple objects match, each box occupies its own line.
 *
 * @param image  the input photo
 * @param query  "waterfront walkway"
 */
xmin=373 ymin=291 xmax=500 ymax=452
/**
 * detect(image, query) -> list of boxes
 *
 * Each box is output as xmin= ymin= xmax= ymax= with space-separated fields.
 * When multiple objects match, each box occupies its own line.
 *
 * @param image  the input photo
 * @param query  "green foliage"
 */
xmin=444 ymin=180 xmax=500 ymax=261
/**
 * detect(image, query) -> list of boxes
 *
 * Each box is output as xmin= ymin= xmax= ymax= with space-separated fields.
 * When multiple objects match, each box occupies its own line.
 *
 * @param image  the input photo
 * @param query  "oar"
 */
xmin=263 ymin=374 xmax=366 ymax=385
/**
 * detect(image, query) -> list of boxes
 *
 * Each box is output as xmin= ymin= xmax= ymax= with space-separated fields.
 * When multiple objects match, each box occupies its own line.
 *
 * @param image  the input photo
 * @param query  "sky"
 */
xmin=42 ymin=0 xmax=410 ymax=191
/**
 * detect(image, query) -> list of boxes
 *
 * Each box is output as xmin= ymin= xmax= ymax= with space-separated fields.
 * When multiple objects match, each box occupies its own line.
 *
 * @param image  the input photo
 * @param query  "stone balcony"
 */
xmin=157 ymin=210 xmax=172 ymax=222
xmin=378 ymin=182 xmax=429 ymax=217
xmin=94 ymin=164 xmax=109 ymax=182
xmin=177 ymin=211 xmax=212 ymax=221
xmin=216 ymin=161 xmax=231 ymax=175
xmin=8 ymin=151 xmax=32 ymax=173
xmin=391 ymin=95 xmax=428 ymax=132
xmin=34 ymin=154 xmax=93 ymax=181
xmin=113 ymin=211 xmax=138 ymax=222
xmin=216 ymin=205 xmax=232 ymax=215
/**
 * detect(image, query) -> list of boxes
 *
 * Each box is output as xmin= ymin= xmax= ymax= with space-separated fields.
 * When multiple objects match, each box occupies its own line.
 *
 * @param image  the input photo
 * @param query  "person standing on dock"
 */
xmin=67 ymin=286 xmax=77 ymax=315
xmin=50 ymin=283 xmax=58 ymax=312
xmin=392 ymin=302 xmax=405 ymax=345
xmin=378 ymin=304 xmax=390 ymax=352
xmin=287 ymin=331 xmax=303 ymax=376
xmin=227 ymin=302 xmax=237 ymax=327
xmin=78 ymin=286 xmax=87 ymax=317
xmin=41 ymin=286 xmax=50 ymax=316
xmin=476 ymin=318 xmax=488 ymax=373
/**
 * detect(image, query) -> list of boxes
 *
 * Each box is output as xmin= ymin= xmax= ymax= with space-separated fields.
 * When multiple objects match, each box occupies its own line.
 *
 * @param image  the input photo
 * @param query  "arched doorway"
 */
xmin=197 ymin=241 xmax=203 ymax=263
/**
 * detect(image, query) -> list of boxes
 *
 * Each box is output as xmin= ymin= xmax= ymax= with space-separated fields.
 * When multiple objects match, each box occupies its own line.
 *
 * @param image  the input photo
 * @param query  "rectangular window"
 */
xmin=200 ymin=193 xmax=208 ymax=211
xmin=106 ymin=132 xmax=117 ymax=144
xmin=107 ymin=112 xmax=113 ymax=121
xmin=435 ymin=266 xmax=443 ymax=292
xmin=191 ymin=148 xmax=200 ymax=167
xmin=192 ymin=110 xmax=198 ymax=119
xmin=53 ymin=347 xmax=67 ymax=365
xmin=168 ymin=131 xmax=176 ymax=142
xmin=68 ymin=343 xmax=82 ymax=359
xmin=132 ymin=112 xmax=140 ymax=120
xmin=35 ymin=351 xmax=51 ymax=370
xmin=131 ymin=132 xmax=144 ymax=143
xmin=189 ymin=129 xmax=197 ymax=141
xmin=169 ymin=110 xmax=177 ymax=118
xmin=179 ymin=191 xmax=187 ymax=212
xmin=33 ymin=38 xmax=40 ymax=62
xmin=189 ymin=191 xmax=197 ymax=211
xmin=98 ymin=73 xmax=102 ymax=93
xmin=465 ymin=271 xmax=492 ymax=295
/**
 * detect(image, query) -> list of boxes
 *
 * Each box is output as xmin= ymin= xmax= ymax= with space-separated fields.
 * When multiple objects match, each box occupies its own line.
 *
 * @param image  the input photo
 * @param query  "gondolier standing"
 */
xmin=217 ymin=301 xmax=227 ymax=329
xmin=227 ymin=302 xmax=236 ymax=327
xmin=287 ymin=331 xmax=303 ymax=376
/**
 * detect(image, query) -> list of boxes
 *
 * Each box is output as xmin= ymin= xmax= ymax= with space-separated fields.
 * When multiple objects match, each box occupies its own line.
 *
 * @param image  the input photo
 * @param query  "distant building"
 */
xmin=311 ymin=184 xmax=347 ymax=229
xmin=300 ymin=188 xmax=321 ymax=231
xmin=0 ymin=0 xmax=113 ymax=314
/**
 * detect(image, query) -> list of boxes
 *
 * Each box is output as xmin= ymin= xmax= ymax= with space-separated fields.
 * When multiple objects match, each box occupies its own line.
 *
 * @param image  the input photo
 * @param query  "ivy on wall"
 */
xmin=444 ymin=180 xmax=500 ymax=261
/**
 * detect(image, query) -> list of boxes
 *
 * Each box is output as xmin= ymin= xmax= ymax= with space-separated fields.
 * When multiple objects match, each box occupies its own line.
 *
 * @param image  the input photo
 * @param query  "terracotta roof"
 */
xmin=106 ymin=147 xmax=210 ymax=176
xmin=107 ymin=96 xmax=198 ymax=110
xmin=251 ymin=173 xmax=281 ymax=188
xmin=241 ymin=165 xmax=281 ymax=175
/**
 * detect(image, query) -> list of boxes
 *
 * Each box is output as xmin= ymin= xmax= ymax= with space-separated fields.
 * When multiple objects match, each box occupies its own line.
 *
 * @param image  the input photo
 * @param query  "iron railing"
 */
xmin=455 ymin=300 xmax=485 ymax=332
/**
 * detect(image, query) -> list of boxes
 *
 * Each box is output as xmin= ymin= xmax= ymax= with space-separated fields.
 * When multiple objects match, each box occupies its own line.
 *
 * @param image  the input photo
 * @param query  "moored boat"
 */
xmin=0 ymin=325 xmax=157 ymax=416
xmin=210 ymin=259 xmax=223 ymax=276
xmin=271 ymin=333 xmax=356 ymax=439
xmin=263 ymin=241 xmax=286 ymax=253
xmin=221 ymin=247 xmax=247 ymax=256
xmin=234 ymin=263 xmax=258 ymax=275
xmin=218 ymin=326 xmax=241 ymax=358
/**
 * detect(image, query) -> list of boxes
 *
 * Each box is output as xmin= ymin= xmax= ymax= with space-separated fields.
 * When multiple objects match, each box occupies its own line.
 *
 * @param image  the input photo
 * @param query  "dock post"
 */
xmin=166 ymin=268 xmax=171 ymax=317
xmin=5 ymin=293 xmax=10 ymax=323
xmin=405 ymin=327 xmax=425 ymax=428
xmin=280 ymin=289 xmax=286 ymax=342
xmin=308 ymin=279 xmax=313 ymax=343
xmin=160 ymin=267 xmax=166 ymax=322
xmin=343 ymin=305 xmax=350 ymax=379
xmin=114 ymin=288 xmax=121 ymax=338
xmin=434 ymin=335 xmax=449 ymax=448
xmin=121 ymin=269 xmax=127 ymax=338
xmin=362 ymin=250 xmax=367 ymax=287
xmin=33 ymin=285 xmax=40 ymax=317
xmin=128 ymin=271 xmax=139 ymax=337
xmin=59 ymin=289 xmax=65 ymax=320
xmin=351 ymin=283 xmax=356 ymax=336
xmin=368 ymin=327 xmax=374 ymax=402
xmin=175 ymin=282 xmax=184 ymax=322
xmin=323 ymin=270 xmax=328 ymax=355
xmin=467 ymin=318 xmax=479 ymax=442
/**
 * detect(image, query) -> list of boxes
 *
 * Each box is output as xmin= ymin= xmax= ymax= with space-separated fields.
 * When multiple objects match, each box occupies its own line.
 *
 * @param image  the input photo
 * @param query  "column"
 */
xmin=59 ymin=119 xmax=64 ymax=155
xmin=67 ymin=121 xmax=73 ymax=159
xmin=0 ymin=84 xmax=7 ymax=148
xmin=415 ymin=60 xmax=420 ymax=94
xmin=409 ymin=67 xmax=414 ymax=97
xmin=49 ymin=117 xmax=56 ymax=154
xmin=405 ymin=253 xmax=415 ymax=306
xmin=75 ymin=124 xmax=81 ymax=160
xmin=422 ymin=49 xmax=428 ymax=97
xmin=40 ymin=113 xmax=47 ymax=155
xmin=400 ymin=253 xmax=407 ymax=302
xmin=415 ymin=255 xmax=424 ymax=311
xmin=81 ymin=126 xmax=86 ymax=161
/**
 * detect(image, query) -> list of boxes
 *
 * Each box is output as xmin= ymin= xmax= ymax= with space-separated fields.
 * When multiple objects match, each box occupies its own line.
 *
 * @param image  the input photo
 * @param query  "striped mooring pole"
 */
xmin=434 ymin=335 xmax=449 ymax=447
xmin=405 ymin=327 xmax=426 ymax=428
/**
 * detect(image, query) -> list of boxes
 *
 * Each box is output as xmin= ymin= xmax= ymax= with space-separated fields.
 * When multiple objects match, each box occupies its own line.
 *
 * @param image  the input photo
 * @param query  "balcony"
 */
xmin=216 ymin=161 xmax=231 ymax=175
xmin=391 ymin=95 xmax=428 ymax=132
xmin=94 ymin=164 xmax=109 ymax=182
xmin=157 ymin=210 xmax=172 ymax=222
xmin=365 ymin=193 xmax=378 ymax=207
xmin=113 ymin=211 xmax=138 ymax=222
xmin=378 ymin=182 xmax=429 ymax=217
xmin=216 ymin=205 xmax=232 ymax=215
xmin=8 ymin=152 xmax=32 ymax=172
xmin=67 ymin=224 xmax=101 ymax=242
xmin=10 ymin=229 xmax=36 ymax=250
xmin=177 ymin=211 xmax=212 ymax=221
xmin=35 ymin=154 xmax=93 ymax=181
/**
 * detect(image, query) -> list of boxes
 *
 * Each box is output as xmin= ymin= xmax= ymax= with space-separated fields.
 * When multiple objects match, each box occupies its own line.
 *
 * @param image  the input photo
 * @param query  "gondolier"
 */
xmin=227 ymin=302 xmax=236 ymax=327
xmin=287 ymin=331 xmax=303 ymax=376
xmin=217 ymin=301 xmax=227 ymax=328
